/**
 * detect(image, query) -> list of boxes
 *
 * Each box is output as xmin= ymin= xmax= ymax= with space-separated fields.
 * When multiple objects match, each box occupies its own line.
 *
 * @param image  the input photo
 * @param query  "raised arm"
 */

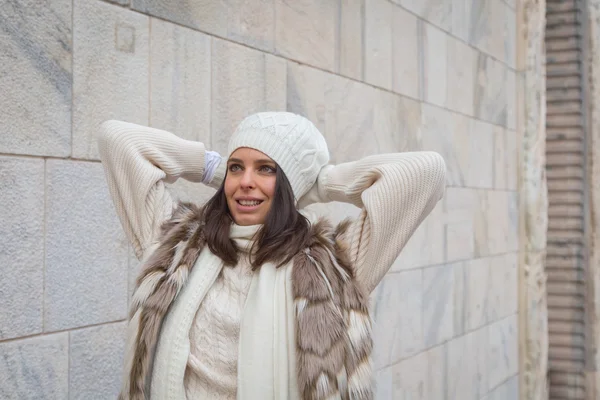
xmin=301 ymin=152 xmax=446 ymax=293
xmin=97 ymin=120 xmax=226 ymax=260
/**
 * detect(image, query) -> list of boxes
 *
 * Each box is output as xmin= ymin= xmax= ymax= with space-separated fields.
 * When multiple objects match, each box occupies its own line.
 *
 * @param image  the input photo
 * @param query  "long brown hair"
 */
xmin=202 ymin=167 xmax=311 ymax=269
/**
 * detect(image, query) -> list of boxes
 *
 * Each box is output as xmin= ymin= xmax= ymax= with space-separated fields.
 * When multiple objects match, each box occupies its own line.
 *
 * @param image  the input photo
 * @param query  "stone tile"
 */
xmin=299 ymin=72 xmax=386 ymax=161
xmin=132 ymin=0 xmax=274 ymax=51
xmin=506 ymin=68 xmax=517 ymax=130
xmin=149 ymin=18 xmax=211 ymax=142
xmin=69 ymin=322 xmax=127 ymax=400
xmin=452 ymin=261 xmax=467 ymax=335
xmin=423 ymin=264 xmax=454 ymax=347
xmin=474 ymin=190 xmax=519 ymax=257
xmin=338 ymin=86 xmax=412 ymax=158
xmin=469 ymin=0 xmax=505 ymax=64
xmin=444 ymin=188 xmax=477 ymax=262
xmin=392 ymin=202 xmax=445 ymax=270
xmin=275 ymin=0 xmax=337 ymax=71
xmin=494 ymin=128 xmax=518 ymax=190
xmin=0 ymin=0 xmax=71 ymax=156
xmin=422 ymin=105 xmax=474 ymax=186
xmin=392 ymin=7 xmax=420 ymax=99
xmin=446 ymin=327 xmax=489 ymax=400
xmin=488 ymin=315 xmax=518 ymax=390
xmin=391 ymin=350 xmax=427 ymax=399
xmin=467 ymin=119 xmax=495 ymax=188
xmin=486 ymin=374 xmax=518 ymax=400
xmin=468 ymin=0 xmax=491 ymax=54
xmin=374 ymin=366 xmax=393 ymax=399
xmin=286 ymin=62 xmax=327 ymax=133
xmin=0 ymin=158 xmax=44 ymax=340
xmin=302 ymin=202 xmax=361 ymax=227
xmin=211 ymin=38 xmax=286 ymax=154
xmin=419 ymin=105 xmax=452 ymax=176
xmin=372 ymin=90 xmax=417 ymax=154
xmin=473 ymin=191 xmax=490 ymax=257
xmin=426 ymin=344 xmax=447 ymax=399
xmin=339 ymin=0 xmax=363 ymax=80
xmin=446 ymin=221 xmax=475 ymax=263
xmin=504 ymin=4 xmax=516 ymax=69
xmin=128 ymin=246 xmax=139 ymax=303
xmin=398 ymin=0 xmax=453 ymax=32
xmin=167 ymin=180 xmax=217 ymax=206
xmin=72 ymin=0 xmax=149 ymax=160
xmin=451 ymin=0 xmax=473 ymax=42
xmin=0 ymin=334 xmax=68 ymax=400
xmin=474 ymin=54 xmax=508 ymax=129
xmin=133 ymin=0 xmax=224 ymax=38
xmin=288 ymin=63 xmax=422 ymax=163
xmin=364 ymin=0 xmax=393 ymax=90
xmin=225 ymin=0 xmax=275 ymax=51
xmin=447 ymin=36 xmax=476 ymax=116
xmin=422 ymin=23 xmax=447 ymax=107
xmin=370 ymin=270 xmax=424 ymax=369
xmin=395 ymin=95 xmax=424 ymax=152
xmin=45 ymin=160 xmax=128 ymax=331
xmin=466 ymin=258 xmax=491 ymax=331
xmin=488 ymin=253 xmax=518 ymax=321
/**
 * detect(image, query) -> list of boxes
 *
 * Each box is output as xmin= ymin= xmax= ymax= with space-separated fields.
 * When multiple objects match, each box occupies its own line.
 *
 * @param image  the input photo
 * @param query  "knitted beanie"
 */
xmin=227 ymin=112 xmax=330 ymax=199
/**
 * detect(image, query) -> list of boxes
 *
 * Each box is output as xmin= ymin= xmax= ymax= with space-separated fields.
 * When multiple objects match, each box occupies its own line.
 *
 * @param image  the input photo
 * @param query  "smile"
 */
xmin=237 ymin=199 xmax=263 ymax=206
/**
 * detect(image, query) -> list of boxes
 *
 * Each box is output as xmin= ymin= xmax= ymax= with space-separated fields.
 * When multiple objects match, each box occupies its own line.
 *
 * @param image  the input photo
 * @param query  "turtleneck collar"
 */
xmin=229 ymin=223 xmax=262 ymax=252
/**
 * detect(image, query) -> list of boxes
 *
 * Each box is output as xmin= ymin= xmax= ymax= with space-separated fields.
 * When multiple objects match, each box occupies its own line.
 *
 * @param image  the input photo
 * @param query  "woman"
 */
xmin=98 ymin=112 xmax=446 ymax=400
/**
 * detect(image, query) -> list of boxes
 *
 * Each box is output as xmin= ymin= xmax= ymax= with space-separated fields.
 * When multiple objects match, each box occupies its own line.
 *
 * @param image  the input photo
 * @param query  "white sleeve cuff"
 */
xmin=202 ymin=150 xmax=223 ymax=184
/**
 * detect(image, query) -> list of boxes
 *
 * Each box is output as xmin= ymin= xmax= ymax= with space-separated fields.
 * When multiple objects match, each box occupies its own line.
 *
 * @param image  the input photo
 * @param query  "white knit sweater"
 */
xmin=97 ymin=120 xmax=446 ymax=399
xmin=184 ymin=232 xmax=254 ymax=399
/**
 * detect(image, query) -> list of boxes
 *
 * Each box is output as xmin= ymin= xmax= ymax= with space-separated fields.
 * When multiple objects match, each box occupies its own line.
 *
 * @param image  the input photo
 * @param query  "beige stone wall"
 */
xmin=0 ymin=0 xmax=519 ymax=398
xmin=516 ymin=0 xmax=549 ymax=398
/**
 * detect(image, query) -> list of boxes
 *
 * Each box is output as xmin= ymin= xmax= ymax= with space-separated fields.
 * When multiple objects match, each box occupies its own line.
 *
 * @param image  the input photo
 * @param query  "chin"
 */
xmin=233 ymin=214 xmax=264 ymax=226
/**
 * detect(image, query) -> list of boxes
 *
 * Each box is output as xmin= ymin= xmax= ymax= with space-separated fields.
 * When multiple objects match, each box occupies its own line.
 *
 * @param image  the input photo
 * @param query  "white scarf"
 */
xmin=141 ymin=223 xmax=300 ymax=399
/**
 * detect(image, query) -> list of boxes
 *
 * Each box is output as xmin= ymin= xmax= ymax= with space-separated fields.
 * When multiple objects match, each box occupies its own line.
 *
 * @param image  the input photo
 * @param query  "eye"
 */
xmin=228 ymin=163 xmax=242 ymax=172
xmin=259 ymin=165 xmax=276 ymax=174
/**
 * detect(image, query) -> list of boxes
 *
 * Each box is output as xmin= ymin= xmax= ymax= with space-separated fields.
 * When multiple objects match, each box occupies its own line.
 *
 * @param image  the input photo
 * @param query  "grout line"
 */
xmin=375 ymin=313 xmax=518 ymax=371
xmin=42 ymin=159 xmax=48 ymax=333
xmin=209 ymin=36 xmax=214 ymax=149
xmin=70 ymin=0 xmax=75 ymax=159
xmin=148 ymin=17 xmax=152 ymax=127
xmin=444 ymin=185 xmax=519 ymax=192
xmin=0 ymin=153 xmax=103 ymax=162
xmin=360 ymin=0 xmax=366 ymax=82
xmin=335 ymin=0 xmax=341 ymax=74
xmin=67 ymin=332 xmax=71 ymax=399
xmin=486 ymin=373 xmax=519 ymax=395
xmin=0 ymin=320 xmax=127 ymax=345
xmin=386 ymin=250 xmax=520 ymax=274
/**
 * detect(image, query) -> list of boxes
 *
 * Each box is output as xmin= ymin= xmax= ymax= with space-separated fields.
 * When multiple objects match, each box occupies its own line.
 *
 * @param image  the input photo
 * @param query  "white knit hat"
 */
xmin=227 ymin=112 xmax=330 ymax=199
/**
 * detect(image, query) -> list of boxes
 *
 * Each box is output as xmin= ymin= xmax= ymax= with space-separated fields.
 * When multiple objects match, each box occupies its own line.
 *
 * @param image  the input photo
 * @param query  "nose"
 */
xmin=239 ymin=169 xmax=255 ymax=189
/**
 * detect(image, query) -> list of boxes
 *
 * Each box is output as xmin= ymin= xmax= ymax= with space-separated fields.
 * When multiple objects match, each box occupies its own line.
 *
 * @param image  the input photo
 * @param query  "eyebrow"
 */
xmin=227 ymin=158 xmax=276 ymax=165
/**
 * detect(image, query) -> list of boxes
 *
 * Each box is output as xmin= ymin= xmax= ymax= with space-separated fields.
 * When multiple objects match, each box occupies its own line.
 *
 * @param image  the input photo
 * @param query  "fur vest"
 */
xmin=120 ymin=202 xmax=373 ymax=400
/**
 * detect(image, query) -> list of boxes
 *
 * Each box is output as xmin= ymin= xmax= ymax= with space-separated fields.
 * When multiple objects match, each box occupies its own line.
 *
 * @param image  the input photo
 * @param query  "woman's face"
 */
xmin=224 ymin=147 xmax=277 ymax=226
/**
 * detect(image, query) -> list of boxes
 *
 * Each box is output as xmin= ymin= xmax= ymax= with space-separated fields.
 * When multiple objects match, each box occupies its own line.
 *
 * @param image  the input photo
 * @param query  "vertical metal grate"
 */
xmin=545 ymin=0 xmax=588 ymax=398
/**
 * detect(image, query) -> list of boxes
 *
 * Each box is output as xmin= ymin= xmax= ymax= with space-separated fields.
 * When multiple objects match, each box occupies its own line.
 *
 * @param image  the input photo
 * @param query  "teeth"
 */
xmin=239 ymin=200 xmax=261 ymax=206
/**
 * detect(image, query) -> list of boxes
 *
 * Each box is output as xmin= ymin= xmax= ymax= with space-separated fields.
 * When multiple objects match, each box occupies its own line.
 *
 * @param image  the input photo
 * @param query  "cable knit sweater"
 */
xmin=184 ymin=234 xmax=254 ymax=399
xmin=97 ymin=120 xmax=446 ymax=399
